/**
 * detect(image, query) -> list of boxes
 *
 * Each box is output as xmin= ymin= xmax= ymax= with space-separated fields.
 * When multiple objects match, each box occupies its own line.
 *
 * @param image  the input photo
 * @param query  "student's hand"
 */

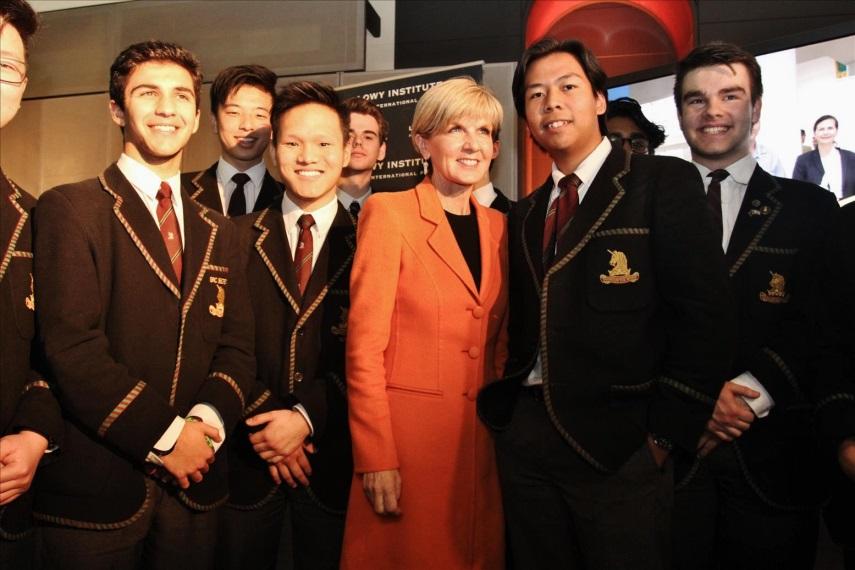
xmin=646 ymin=435 xmax=670 ymax=468
xmin=708 ymin=381 xmax=760 ymax=441
xmin=696 ymin=429 xmax=722 ymax=458
xmin=267 ymin=443 xmax=316 ymax=488
xmin=161 ymin=420 xmax=220 ymax=489
xmin=363 ymin=469 xmax=401 ymax=516
xmin=246 ymin=410 xmax=311 ymax=460
xmin=839 ymin=438 xmax=855 ymax=481
xmin=0 ymin=431 xmax=49 ymax=505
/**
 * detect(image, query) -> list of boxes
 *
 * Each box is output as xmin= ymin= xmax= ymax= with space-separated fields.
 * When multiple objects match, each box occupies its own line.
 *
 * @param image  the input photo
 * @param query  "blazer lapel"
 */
xmin=180 ymin=191 xmax=216 ymax=302
xmin=253 ymin=205 xmax=301 ymax=314
xmin=300 ymin=203 xmax=356 ymax=311
xmin=521 ymin=176 xmax=552 ymax=289
xmin=418 ymin=180 xmax=479 ymax=299
xmin=473 ymin=197 xmax=493 ymax=301
xmin=254 ymin=171 xmax=283 ymax=212
xmin=550 ymin=146 xmax=629 ymax=273
xmin=190 ymin=162 xmax=223 ymax=214
xmin=726 ymin=165 xmax=782 ymax=276
xmin=101 ymin=163 xmax=181 ymax=298
xmin=0 ymin=173 xmax=27 ymax=283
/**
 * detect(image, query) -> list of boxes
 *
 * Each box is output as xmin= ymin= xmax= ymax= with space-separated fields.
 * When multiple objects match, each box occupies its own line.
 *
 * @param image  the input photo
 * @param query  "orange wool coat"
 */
xmin=341 ymin=181 xmax=508 ymax=570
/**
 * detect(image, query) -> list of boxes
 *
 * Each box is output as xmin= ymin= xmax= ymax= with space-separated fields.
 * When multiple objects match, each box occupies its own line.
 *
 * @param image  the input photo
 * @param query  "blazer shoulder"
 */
xmin=42 ymin=176 xmax=108 ymax=206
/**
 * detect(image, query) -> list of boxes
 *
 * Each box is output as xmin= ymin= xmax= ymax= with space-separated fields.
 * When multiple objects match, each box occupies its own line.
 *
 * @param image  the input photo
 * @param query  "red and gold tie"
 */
xmin=156 ymin=181 xmax=183 ymax=285
xmin=542 ymin=173 xmax=581 ymax=267
xmin=295 ymin=214 xmax=315 ymax=296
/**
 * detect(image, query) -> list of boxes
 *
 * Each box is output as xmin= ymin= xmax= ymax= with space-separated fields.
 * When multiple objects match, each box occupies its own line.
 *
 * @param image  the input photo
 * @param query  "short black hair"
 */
xmin=606 ymin=97 xmax=666 ymax=152
xmin=271 ymin=81 xmax=349 ymax=143
xmin=814 ymin=114 xmax=838 ymax=132
xmin=512 ymin=37 xmax=608 ymax=135
xmin=674 ymin=41 xmax=763 ymax=113
xmin=109 ymin=40 xmax=202 ymax=111
xmin=209 ymin=64 xmax=277 ymax=116
xmin=0 ymin=0 xmax=39 ymax=55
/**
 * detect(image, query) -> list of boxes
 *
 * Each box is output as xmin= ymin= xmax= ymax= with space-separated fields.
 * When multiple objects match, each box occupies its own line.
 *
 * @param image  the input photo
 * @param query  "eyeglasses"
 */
xmin=0 ymin=58 xmax=27 ymax=86
xmin=608 ymin=133 xmax=650 ymax=155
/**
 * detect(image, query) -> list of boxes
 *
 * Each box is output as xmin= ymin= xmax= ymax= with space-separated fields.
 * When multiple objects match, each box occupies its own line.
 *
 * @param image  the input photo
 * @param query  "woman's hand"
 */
xmin=363 ymin=469 xmax=402 ymax=516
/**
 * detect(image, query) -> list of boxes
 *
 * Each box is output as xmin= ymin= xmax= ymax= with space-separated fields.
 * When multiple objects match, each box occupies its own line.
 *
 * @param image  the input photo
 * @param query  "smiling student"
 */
xmin=337 ymin=97 xmax=388 ymax=217
xmin=476 ymin=38 xmax=734 ymax=569
xmin=185 ymin=64 xmax=282 ymax=217
xmin=223 ymin=81 xmax=356 ymax=569
xmin=33 ymin=41 xmax=254 ymax=569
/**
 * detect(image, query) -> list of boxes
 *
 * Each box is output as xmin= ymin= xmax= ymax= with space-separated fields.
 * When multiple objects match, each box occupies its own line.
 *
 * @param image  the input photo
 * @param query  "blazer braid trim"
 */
xmin=226 ymin=484 xmax=280 ymax=511
xmin=592 ymin=227 xmax=650 ymax=238
xmin=243 ymin=389 xmax=271 ymax=418
xmin=253 ymin=208 xmax=300 ymax=314
xmin=210 ymin=372 xmax=245 ymax=410
xmin=753 ymin=246 xmax=799 ymax=255
xmin=760 ymin=347 xmax=803 ymax=399
xmin=655 ymin=376 xmax=716 ymax=406
xmin=729 ymin=186 xmax=783 ymax=277
xmin=0 ymin=176 xmax=28 ymax=283
xmin=98 ymin=380 xmax=146 ymax=437
xmin=815 ymin=392 xmax=855 ymax=410
xmin=33 ymin=479 xmax=153 ymax=530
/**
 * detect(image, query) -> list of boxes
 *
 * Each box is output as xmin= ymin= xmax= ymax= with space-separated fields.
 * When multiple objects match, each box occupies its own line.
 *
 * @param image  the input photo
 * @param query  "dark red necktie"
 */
xmin=295 ymin=214 xmax=315 ymax=296
xmin=706 ymin=169 xmax=729 ymax=245
xmin=542 ymin=173 xmax=581 ymax=267
xmin=156 ymin=181 xmax=183 ymax=285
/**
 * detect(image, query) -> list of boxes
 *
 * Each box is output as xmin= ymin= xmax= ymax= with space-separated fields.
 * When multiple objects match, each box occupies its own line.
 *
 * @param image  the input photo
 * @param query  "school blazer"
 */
xmin=184 ymin=161 xmax=282 ymax=216
xmin=479 ymin=145 xmax=736 ymax=471
xmin=32 ymin=163 xmax=255 ymax=528
xmin=228 ymin=201 xmax=355 ymax=512
xmin=675 ymin=166 xmax=839 ymax=508
xmin=0 ymin=173 xmax=62 ymax=539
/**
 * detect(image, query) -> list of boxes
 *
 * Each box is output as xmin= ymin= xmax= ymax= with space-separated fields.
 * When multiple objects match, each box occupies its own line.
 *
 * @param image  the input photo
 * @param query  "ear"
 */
xmin=594 ymin=91 xmax=607 ymax=116
xmin=378 ymin=141 xmax=387 ymax=162
xmin=210 ymin=113 xmax=219 ymax=134
xmin=414 ymin=134 xmax=430 ymax=160
xmin=191 ymin=109 xmax=201 ymax=135
xmin=751 ymin=97 xmax=762 ymax=127
xmin=109 ymin=100 xmax=125 ymax=128
xmin=491 ymin=140 xmax=500 ymax=160
xmin=268 ymin=139 xmax=278 ymax=168
xmin=342 ymin=139 xmax=352 ymax=169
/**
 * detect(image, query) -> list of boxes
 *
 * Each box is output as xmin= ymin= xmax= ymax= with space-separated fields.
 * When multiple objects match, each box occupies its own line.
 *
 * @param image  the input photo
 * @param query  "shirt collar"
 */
xmin=472 ymin=182 xmax=497 ymax=208
xmin=550 ymin=136 xmax=612 ymax=201
xmin=694 ymin=153 xmax=756 ymax=187
xmin=337 ymin=187 xmax=372 ymax=209
xmin=217 ymin=158 xmax=267 ymax=189
xmin=282 ymin=191 xmax=339 ymax=234
xmin=117 ymin=153 xmax=181 ymax=198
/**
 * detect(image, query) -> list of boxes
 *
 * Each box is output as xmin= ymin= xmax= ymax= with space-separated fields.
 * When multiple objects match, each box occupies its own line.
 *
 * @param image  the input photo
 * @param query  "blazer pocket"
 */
xmin=386 ymin=383 xmax=444 ymax=398
xmin=8 ymin=257 xmax=36 ymax=340
xmin=585 ymin=234 xmax=652 ymax=312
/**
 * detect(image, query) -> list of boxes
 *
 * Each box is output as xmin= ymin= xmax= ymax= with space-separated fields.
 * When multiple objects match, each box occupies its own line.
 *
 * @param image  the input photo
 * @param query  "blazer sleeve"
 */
xmin=646 ymin=158 xmax=737 ymax=452
xmin=791 ymin=153 xmax=810 ymax=183
xmin=193 ymin=221 xmax=256 ymax=431
xmin=34 ymin=189 xmax=178 ymax=464
xmin=346 ymin=196 xmax=402 ymax=473
xmin=9 ymin=346 xmax=64 ymax=449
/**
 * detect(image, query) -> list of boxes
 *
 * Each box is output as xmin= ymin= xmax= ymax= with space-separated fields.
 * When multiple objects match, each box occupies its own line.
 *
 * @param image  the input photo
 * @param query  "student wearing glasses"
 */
xmin=606 ymin=96 xmax=666 ymax=155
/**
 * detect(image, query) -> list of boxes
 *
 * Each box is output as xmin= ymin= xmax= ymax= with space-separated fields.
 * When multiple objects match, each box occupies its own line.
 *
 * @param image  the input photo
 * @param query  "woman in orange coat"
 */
xmin=341 ymin=77 xmax=508 ymax=569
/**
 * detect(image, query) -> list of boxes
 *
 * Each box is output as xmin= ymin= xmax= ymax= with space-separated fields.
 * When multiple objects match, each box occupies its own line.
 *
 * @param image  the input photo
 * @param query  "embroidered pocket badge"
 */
xmin=331 ymin=307 xmax=348 ymax=339
xmin=25 ymin=273 xmax=35 ymax=311
xmin=209 ymin=283 xmax=226 ymax=317
xmin=759 ymin=271 xmax=790 ymax=304
xmin=599 ymin=249 xmax=640 ymax=285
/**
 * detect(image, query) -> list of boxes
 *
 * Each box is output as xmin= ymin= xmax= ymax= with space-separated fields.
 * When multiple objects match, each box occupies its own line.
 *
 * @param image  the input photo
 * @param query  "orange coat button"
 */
xmin=466 ymin=387 xmax=478 ymax=401
xmin=471 ymin=306 xmax=484 ymax=319
xmin=468 ymin=346 xmax=480 ymax=359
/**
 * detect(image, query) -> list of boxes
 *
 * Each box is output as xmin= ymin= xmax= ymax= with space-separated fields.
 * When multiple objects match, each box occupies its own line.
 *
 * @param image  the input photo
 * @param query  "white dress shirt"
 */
xmin=473 ymin=182 xmax=498 ymax=208
xmin=279 ymin=191 xmax=340 ymax=434
xmin=693 ymin=154 xmax=775 ymax=418
xmin=217 ymin=159 xmax=267 ymax=215
xmin=116 ymin=153 xmax=226 ymax=462
xmin=524 ymin=136 xmax=612 ymax=387
xmin=819 ymin=148 xmax=843 ymax=199
xmin=337 ymin=187 xmax=372 ymax=212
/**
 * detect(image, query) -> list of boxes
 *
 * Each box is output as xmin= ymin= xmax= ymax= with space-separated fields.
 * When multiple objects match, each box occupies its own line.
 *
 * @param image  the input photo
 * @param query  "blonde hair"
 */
xmin=410 ymin=76 xmax=503 ymax=155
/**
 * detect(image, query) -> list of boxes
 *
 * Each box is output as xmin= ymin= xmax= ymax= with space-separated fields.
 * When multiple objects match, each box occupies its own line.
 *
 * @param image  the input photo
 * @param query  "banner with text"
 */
xmin=337 ymin=62 xmax=484 ymax=192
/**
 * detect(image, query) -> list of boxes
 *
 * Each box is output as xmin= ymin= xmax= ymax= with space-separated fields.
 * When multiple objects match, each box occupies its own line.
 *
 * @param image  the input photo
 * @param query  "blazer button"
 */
xmin=468 ymin=346 xmax=480 ymax=359
xmin=294 ymin=372 xmax=304 ymax=383
xmin=471 ymin=306 xmax=484 ymax=319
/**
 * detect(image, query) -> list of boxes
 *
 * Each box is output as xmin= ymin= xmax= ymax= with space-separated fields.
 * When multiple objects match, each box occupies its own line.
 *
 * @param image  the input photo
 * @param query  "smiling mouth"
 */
xmin=236 ymin=137 xmax=257 ymax=145
xmin=152 ymin=125 xmax=178 ymax=133
xmin=457 ymin=158 xmax=479 ymax=167
xmin=700 ymin=126 xmax=730 ymax=134
xmin=296 ymin=170 xmax=323 ymax=177
xmin=543 ymin=120 xmax=570 ymax=131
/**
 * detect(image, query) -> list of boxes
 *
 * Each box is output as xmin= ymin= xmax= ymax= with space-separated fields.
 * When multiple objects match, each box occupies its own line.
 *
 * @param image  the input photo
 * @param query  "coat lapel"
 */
xmin=726 ymin=165 xmax=782 ymax=276
xmin=549 ymin=146 xmax=629 ymax=274
xmin=520 ymin=176 xmax=552 ymax=290
xmin=255 ymin=171 xmax=283 ymax=212
xmin=253 ymin=205 xmax=301 ymax=314
xmin=418 ymin=180 xmax=479 ymax=300
xmin=101 ymin=164 xmax=181 ymax=298
xmin=179 ymin=190 xmax=217 ymax=302
xmin=189 ymin=162 xmax=223 ymax=214
xmin=0 ymin=172 xmax=28 ymax=283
